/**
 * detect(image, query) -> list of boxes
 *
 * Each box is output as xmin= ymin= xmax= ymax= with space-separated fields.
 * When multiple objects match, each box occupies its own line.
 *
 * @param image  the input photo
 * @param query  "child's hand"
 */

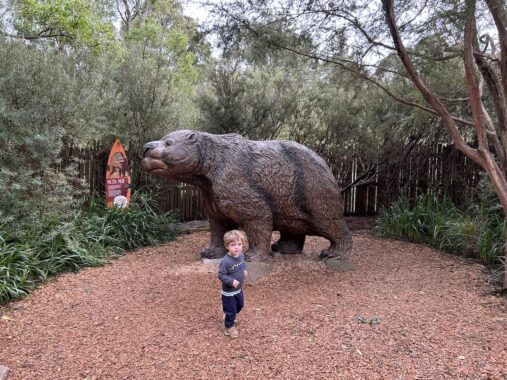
xmin=244 ymin=270 xmax=248 ymax=278
xmin=232 ymin=279 xmax=240 ymax=288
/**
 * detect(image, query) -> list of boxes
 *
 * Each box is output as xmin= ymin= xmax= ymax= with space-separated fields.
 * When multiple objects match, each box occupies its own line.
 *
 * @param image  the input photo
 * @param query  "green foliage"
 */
xmin=0 ymin=39 xmax=109 ymax=227
xmin=32 ymin=220 xmax=110 ymax=277
xmin=14 ymin=0 xmax=116 ymax=49
xmin=80 ymin=192 xmax=181 ymax=252
xmin=0 ymin=0 xmax=205 ymax=226
xmin=374 ymin=194 xmax=456 ymax=243
xmin=0 ymin=191 xmax=181 ymax=303
xmin=196 ymin=61 xmax=298 ymax=139
xmin=107 ymin=0 xmax=202 ymax=143
xmin=375 ymin=193 xmax=505 ymax=265
xmin=0 ymin=233 xmax=38 ymax=301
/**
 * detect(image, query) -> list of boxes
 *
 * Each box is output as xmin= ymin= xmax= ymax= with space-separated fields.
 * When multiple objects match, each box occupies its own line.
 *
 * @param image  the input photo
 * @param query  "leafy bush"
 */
xmin=0 ymin=232 xmax=39 ymax=301
xmin=79 ymin=192 xmax=181 ymax=252
xmin=33 ymin=221 xmax=111 ymax=278
xmin=374 ymin=193 xmax=505 ymax=265
xmin=0 ymin=191 xmax=181 ymax=303
xmin=374 ymin=193 xmax=459 ymax=243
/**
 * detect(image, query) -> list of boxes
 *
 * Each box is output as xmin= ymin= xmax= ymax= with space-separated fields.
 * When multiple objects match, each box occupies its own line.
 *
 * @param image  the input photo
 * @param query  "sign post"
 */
xmin=106 ymin=139 xmax=132 ymax=208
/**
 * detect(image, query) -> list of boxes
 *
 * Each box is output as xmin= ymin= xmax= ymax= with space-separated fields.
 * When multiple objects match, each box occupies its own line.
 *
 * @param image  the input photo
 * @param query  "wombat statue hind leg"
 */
xmin=319 ymin=233 xmax=353 ymax=260
xmin=271 ymin=232 xmax=305 ymax=254
xmin=319 ymin=233 xmax=354 ymax=272
xmin=201 ymin=246 xmax=226 ymax=259
xmin=318 ymin=223 xmax=354 ymax=272
xmin=318 ymin=218 xmax=353 ymax=260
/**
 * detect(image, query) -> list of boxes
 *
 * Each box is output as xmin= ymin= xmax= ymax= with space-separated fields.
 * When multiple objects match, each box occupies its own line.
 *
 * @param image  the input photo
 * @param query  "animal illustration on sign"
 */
xmin=143 ymin=130 xmax=352 ymax=263
xmin=106 ymin=139 xmax=131 ymax=208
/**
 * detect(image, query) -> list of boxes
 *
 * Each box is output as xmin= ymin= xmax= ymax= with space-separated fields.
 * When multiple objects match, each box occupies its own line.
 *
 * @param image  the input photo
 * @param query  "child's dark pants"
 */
xmin=222 ymin=290 xmax=244 ymax=328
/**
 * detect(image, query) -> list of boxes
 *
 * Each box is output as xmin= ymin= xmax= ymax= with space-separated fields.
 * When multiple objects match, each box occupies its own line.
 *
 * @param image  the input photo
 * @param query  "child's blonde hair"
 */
xmin=223 ymin=229 xmax=249 ymax=251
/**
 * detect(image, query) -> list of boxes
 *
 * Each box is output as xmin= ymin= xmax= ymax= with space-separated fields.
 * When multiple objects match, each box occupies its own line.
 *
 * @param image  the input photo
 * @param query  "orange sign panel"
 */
xmin=106 ymin=139 xmax=132 ymax=208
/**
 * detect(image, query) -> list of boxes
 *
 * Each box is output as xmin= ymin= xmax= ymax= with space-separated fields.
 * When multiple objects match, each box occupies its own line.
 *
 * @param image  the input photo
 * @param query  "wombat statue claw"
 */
xmin=143 ymin=130 xmax=352 ymax=263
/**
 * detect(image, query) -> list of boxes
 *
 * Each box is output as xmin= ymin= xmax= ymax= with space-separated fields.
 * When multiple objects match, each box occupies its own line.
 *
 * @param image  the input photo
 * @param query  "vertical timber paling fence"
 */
xmin=334 ymin=141 xmax=481 ymax=215
xmin=61 ymin=141 xmax=481 ymax=221
xmin=150 ymin=177 xmax=207 ymax=221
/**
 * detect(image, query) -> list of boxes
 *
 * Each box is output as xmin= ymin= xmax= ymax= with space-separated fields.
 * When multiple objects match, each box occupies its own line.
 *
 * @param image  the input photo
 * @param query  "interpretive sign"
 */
xmin=106 ymin=139 xmax=131 ymax=208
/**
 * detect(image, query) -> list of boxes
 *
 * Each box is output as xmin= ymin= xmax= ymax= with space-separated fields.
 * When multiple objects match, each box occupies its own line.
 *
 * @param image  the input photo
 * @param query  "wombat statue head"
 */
xmin=143 ymin=130 xmax=200 ymax=177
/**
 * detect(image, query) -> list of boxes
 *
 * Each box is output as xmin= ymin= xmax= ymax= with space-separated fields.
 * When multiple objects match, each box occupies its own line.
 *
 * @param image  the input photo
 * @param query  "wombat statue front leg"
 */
xmin=200 ymin=217 xmax=230 ymax=259
xmin=242 ymin=216 xmax=273 ymax=262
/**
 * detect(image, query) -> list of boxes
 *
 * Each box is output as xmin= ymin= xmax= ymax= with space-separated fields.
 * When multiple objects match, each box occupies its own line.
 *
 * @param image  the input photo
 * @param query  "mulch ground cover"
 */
xmin=1 ymin=222 xmax=506 ymax=379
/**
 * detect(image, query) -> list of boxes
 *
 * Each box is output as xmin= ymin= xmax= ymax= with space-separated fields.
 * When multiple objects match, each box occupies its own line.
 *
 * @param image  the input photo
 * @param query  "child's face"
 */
xmin=226 ymin=239 xmax=243 ymax=257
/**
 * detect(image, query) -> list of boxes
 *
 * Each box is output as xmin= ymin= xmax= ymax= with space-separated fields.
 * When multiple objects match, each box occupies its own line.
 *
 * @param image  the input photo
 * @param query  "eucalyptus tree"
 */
xmin=381 ymin=0 xmax=507 ymax=284
xmin=194 ymin=21 xmax=315 ymax=140
xmin=108 ymin=0 xmax=204 ymax=149
xmin=196 ymin=56 xmax=306 ymax=140
xmin=197 ymin=19 xmax=393 ymax=157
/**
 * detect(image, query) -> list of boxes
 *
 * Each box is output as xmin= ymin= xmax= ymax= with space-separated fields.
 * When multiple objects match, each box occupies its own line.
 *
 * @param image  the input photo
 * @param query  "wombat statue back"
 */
xmin=143 ymin=130 xmax=352 ymax=264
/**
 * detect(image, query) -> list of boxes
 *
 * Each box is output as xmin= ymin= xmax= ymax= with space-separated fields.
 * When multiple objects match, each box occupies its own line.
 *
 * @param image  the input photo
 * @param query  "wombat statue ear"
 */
xmin=187 ymin=132 xmax=197 ymax=143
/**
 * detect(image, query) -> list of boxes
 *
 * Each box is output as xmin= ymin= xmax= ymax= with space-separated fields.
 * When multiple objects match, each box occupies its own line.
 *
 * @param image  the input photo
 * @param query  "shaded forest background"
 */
xmin=0 ymin=0 xmax=495 ymax=227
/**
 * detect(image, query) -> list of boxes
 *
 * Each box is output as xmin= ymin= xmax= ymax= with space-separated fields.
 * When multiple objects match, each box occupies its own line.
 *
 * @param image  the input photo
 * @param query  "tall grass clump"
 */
xmin=0 ymin=229 xmax=39 ymax=301
xmin=374 ymin=192 xmax=505 ymax=266
xmin=0 ymin=191 xmax=181 ymax=303
xmin=79 ymin=191 xmax=181 ymax=252
xmin=374 ymin=193 xmax=459 ymax=244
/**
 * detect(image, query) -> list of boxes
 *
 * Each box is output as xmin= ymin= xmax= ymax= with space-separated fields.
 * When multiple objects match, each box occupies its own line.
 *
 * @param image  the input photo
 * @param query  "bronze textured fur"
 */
xmin=143 ymin=130 xmax=352 ymax=262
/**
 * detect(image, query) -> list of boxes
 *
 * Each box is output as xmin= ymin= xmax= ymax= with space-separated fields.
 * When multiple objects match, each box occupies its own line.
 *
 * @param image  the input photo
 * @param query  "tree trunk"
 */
xmin=504 ymin=241 xmax=507 ymax=287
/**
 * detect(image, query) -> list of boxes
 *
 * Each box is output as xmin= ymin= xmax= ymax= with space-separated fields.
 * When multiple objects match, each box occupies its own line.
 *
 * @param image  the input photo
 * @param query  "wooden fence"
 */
xmin=60 ymin=140 xmax=482 ymax=221
xmin=332 ymin=142 xmax=481 ymax=215
xmin=146 ymin=177 xmax=208 ymax=221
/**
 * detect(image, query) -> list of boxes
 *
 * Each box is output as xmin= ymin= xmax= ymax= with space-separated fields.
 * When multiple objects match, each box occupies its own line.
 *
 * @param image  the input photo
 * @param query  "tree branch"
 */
xmin=473 ymin=39 xmax=507 ymax=170
xmin=381 ymin=0 xmax=483 ymax=165
xmin=464 ymin=0 xmax=487 ymax=149
xmin=340 ymin=133 xmax=421 ymax=193
xmin=215 ymin=4 xmax=475 ymax=127
xmin=484 ymin=0 xmax=507 ymax=101
xmin=0 ymin=30 xmax=74 ymax=40
xmin=465 ymin=0 xmax=507 ymax=213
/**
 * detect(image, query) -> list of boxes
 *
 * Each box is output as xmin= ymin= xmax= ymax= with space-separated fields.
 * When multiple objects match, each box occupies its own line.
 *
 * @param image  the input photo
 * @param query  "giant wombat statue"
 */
xmin=143 ymin=130 xmax=352 ymax=263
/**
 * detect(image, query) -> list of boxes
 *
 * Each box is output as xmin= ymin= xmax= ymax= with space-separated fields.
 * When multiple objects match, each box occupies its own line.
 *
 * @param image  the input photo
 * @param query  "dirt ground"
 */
xmin=0 ymin=220 xmax=506 ymax=380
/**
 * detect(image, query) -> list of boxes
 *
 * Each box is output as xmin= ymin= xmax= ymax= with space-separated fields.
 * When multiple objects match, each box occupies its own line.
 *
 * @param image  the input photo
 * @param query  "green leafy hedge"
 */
xmin=0 ymin=192 xmax=181 ymax=303
xmin=374 ymin=193 xmax=505 ymax=267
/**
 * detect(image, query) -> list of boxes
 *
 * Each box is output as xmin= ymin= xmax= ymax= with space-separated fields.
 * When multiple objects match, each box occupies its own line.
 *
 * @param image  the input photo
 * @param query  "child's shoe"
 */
xmin=224 ymin=326 xmax=240 ymax=338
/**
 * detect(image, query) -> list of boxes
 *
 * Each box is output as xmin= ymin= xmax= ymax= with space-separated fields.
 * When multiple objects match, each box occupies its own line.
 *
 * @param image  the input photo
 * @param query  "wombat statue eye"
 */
xmin=165 ymin=140 xmax=172 ymax=147
xmin=187 ymin=133 xmax=197 ymax=143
